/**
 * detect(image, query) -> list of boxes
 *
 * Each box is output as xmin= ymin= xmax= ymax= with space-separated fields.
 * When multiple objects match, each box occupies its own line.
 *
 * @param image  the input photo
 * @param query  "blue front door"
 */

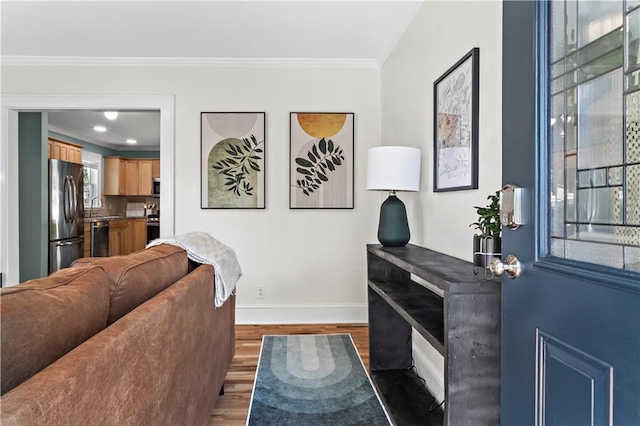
xmin=502 ymin=1 xmax=640 ymax=424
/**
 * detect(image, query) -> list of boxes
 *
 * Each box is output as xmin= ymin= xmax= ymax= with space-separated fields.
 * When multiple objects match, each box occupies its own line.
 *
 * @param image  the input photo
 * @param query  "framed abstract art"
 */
xmin=433 ymin=48 xmax=479 ymax=192
xmin=290 ymin=112 xmax=354 ymax=209
xmin=201 ymin=112 xmax=266 ymax=208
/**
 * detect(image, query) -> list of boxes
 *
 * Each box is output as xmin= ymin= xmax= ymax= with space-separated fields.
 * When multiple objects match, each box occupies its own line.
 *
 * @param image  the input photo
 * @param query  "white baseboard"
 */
xmin=412 ymin=334 xmax=445 ymax=404
xmin=236 ymin=303 xmax=367 ymax=325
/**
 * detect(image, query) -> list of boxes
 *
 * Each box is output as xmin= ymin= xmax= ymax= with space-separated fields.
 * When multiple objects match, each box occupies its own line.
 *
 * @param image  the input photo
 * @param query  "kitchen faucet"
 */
xmin=90 ymin=196 xmax=100 ymax=217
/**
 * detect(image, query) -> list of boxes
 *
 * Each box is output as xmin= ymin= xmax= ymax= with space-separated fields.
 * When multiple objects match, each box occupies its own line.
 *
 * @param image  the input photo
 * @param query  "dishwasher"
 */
xmin=90 ymin=221 xmax=109 ymax=257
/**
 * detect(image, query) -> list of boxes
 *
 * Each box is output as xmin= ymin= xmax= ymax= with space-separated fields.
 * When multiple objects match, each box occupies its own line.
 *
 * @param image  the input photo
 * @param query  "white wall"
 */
xmin=1 ymin=65 xmax=382 ymax=322
xmin=382 ymin=1 xmax=503 ymax=261
xmin=381 ymin=0 xmax=502 ymax=402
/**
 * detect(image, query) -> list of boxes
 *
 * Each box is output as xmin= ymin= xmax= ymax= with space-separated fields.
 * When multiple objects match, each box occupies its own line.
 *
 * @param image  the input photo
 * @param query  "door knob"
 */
xmin=489 ymin=254 xmax=521 ymax=279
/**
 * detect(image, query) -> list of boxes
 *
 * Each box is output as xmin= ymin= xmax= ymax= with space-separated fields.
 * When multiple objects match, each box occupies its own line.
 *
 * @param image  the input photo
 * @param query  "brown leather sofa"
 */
xmin=0 ymin=244 xmax=235 ymax=425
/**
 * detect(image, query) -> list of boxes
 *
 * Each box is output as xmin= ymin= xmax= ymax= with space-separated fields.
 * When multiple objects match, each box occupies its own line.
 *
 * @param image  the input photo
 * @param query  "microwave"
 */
xmin=152 ymin=178 xmax=160 ymax=198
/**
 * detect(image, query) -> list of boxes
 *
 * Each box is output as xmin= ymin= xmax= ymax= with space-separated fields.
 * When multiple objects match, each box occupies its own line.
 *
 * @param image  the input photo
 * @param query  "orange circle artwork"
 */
xmin=297 ymin=113 xmax=346 ymax=139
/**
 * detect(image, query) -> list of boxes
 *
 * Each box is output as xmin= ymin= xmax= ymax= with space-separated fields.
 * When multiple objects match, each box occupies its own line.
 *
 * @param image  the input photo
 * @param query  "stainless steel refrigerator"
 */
xmin=49 ymin=159 xmax=84 ymax=273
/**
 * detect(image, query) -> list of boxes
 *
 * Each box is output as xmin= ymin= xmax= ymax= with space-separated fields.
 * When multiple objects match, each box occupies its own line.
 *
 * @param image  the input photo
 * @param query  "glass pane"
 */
xmin=577 ymin=187 xmax=623 ymax=224
xmin=567 ymin=88 xmax=578 ymax=152
xmin=609 ymin=166 xmax=623 ymax=185
xmin=578 ymin=69 xmax=623 ymax=169
xmin=593 ymin=168 xmax=607 ymax=186
xmin=565 ymin=240 xmax=624 ymax=268
xmin=551 ymin=238 xmax=566 ymax=257
xmin=568 ymin=1 xmax=578 ymax=53
xmin=578 ymin=169 xmax=592 ymax=188
xmin=548 ymin=0 xmax=637 ymax=272
xmin=552 ymin=76 xmax=565 ymax=94
xmin=628 ymin=91 xmax=640 ymax=163
xmin=580 ymin=28 xmax=624 ymax=65
xmin=628 ymin=0 xmax=640 ymax=12
xmin=551 ymin=94 xmax=565 ymax=238
xmin=627 ymin=7 xmax=640 ymax=71
xmin=551 ymin=1 xmax=566 ymax=62
xmin=578 ymin=1 xmax=623 ymax=47
xmin=627 ymin=164 xmax=640 ymax=224
xmin=567 ymin=156 xmax=577 ymax=221
xmin=577 ymin=48 xmax=623 ymax=82
xmin=625 ymin=246 xmax=640 ymax=271
xmin=552 ymin=59 xmax=566 ymax=79
xmin=578 ymin=224 xmax=639 ymax=245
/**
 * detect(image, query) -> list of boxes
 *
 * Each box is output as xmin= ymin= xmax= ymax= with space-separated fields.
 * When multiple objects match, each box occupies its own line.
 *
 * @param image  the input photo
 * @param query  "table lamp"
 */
xmin=366 ymin=146 xmax=421 ymax=247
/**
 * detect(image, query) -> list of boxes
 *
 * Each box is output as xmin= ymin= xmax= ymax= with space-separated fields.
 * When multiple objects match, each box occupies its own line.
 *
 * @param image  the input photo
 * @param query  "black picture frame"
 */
xmin=200 ymin=112 xmax=266 ymax=209
xmin=289 ymin=112 xmax=355 ymax=209
xmin=433 ymin=48 xmax=479 ymax=192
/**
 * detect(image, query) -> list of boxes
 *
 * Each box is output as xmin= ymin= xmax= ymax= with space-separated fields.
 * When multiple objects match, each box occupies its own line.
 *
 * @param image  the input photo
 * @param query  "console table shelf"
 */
xmin=367 ymin=244 xmax=501 ymax=426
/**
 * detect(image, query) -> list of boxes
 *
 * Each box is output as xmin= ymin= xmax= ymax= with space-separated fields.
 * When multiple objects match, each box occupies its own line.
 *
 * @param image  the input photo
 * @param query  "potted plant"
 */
xmin=470 ymin=191 xmax=502 ymax=271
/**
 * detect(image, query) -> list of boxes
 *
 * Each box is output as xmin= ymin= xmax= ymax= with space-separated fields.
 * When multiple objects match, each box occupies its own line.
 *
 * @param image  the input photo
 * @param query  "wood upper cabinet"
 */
xmin=48 ymin=138 xmax=83 ymax=164
xmin=124 ymin=160 xmax=139 ymax=195
xmin=152 ymin=159 xmax=160 ymax=178
xmin=138 ymin=160 xmax=153 ymax=196
xmin=104 ymin=157 xmax=158 ymax=196
xmin=104 ymin=157 xmax=126 ymax=195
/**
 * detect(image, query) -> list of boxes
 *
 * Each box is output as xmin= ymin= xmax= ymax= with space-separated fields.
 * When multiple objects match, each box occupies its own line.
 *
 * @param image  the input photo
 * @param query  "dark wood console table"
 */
xmin=367 ymin=244 xmax=501 ymax=426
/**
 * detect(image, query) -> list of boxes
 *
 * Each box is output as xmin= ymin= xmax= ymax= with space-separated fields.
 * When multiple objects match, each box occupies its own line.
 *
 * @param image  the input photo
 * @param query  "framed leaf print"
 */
xmin=201 ymin=112 xmax=266 ymax=209
xmin=290 ymin=112 xmax=354 ymax=209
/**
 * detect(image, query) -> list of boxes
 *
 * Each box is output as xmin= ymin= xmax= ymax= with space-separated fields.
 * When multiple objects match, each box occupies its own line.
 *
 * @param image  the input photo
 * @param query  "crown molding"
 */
xmin=376 ymin=1 xmax=423 ymax=68
xmin=1 ymin=55 xmax=380 ymax=69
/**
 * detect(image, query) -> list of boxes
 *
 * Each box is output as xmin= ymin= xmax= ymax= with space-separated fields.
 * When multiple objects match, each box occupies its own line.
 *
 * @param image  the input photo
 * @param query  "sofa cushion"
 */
xmin=0 ymin=265 xmax=110 ymax=395
xmin=71 ymin=244 xmax=188 ymax=325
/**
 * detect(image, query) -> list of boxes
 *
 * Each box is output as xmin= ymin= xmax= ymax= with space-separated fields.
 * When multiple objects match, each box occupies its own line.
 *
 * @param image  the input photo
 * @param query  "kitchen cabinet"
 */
xmin=132 ymin=219 xmax=147 ymax=252
xmin=109 ymin=219 xmax=145 ymax=256
xmin=124 ymin=160 xmax=139 ymax=195
xmin=104 ymin=157 xmax=157 ymax=196
xmin=83 ymin=222 xmax=90 ymax=258
xmin=104 ymin=157 xmax=126 ymax=196
xmin=152 ymin=159 xmax=160 ymax=178
xmin=108 ymin=220 xmax=131 ymax=256
xmin=138 ymin=160 xmax=153 ymax=196
xmin=48 ymin=138 xmax=83 ymax=164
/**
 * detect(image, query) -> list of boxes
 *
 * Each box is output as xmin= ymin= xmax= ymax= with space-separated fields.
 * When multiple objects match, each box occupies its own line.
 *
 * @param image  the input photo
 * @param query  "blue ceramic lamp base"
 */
xmin=377 ymin=193 xmax=410 ymax=247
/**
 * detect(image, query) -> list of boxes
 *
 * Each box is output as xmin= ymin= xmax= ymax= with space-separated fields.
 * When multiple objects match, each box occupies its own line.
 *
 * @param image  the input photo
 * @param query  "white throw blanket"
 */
xmin=146 ymin=232 xmax=242 ymax=307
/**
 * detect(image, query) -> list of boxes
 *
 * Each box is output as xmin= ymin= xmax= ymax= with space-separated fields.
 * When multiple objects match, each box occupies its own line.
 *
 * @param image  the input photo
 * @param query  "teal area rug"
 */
xmin=247 ymin=334 xmax=391 ymax=425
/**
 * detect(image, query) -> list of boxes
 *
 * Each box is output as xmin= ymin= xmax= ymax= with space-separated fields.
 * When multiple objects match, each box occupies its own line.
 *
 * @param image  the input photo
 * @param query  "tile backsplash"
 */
xmin=86 ymin=196 xmax=160 ymax=218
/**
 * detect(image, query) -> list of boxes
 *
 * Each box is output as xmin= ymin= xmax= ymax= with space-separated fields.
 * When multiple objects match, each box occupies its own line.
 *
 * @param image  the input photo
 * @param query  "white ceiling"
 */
xmin=48 ymin=111 xmax=161 ymax=150
xmin=2 ymin=1 xmax=422 ymax=149
xmin=1 ymin=1 xmax=423 ymax=67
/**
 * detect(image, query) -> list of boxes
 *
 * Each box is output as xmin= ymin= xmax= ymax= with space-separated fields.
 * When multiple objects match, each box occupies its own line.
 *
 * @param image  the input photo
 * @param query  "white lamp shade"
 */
xmin=367 ymin=146 xmax=421 ymax=191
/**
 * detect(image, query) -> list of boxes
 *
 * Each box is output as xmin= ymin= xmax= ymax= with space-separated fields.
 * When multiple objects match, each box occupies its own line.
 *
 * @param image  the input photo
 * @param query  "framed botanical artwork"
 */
xmin=290 ymin=112 xmax=354 ymax=209
xmin=201 ymin=112 xmax=266 ymax=208
xmin=433 ymin=47 xmax=479 ymax=192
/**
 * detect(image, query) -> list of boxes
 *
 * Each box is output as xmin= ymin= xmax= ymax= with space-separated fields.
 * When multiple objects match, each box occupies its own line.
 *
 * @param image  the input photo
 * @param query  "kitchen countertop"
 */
xmin=84 ymin=216 xmax=146 ymax=222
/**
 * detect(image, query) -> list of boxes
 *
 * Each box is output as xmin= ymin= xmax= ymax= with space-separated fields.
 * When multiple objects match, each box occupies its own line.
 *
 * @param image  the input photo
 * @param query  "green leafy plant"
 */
xmin=212 ymin=135 xmax=263 ymax=197
xmin=470 ymin=191 xmax=501 ymax=238
xmin=293 ymin=138 xmax=345 ymax=196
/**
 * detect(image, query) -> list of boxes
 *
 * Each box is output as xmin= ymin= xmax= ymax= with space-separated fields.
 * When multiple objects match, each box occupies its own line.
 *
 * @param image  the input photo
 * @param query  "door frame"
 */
xmin=1 ymin=94 xmax=175 ymax=286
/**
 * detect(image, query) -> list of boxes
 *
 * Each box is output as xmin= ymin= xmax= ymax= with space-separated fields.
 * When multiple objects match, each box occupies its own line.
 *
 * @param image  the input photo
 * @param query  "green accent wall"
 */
xmin=19 ymin=112 xmax=48 ymax=281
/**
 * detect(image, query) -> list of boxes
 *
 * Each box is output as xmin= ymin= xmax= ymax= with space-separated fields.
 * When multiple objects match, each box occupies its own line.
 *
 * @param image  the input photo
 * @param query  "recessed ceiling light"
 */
xmin=126 ymin=139 xmax=137 ymax=144
xmin=94 ymin=126 xmax=106 ymax=132
xmin=104 ymin=111 xmax=118 ymax=120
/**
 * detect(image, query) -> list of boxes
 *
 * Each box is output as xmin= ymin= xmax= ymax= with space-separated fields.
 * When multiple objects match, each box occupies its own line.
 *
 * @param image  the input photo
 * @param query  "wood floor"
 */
xmin=208 ymin=324 xmax=370 ymax=425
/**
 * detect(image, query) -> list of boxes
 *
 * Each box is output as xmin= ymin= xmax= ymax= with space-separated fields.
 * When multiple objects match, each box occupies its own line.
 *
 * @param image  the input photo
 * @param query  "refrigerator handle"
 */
xmin=55 ymin=240 xmax=80 ymax=247
xmin=70 ymin=175 xmax=78 ymax=222
xmin=63 ymin=176 xmax=70 ymax=223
